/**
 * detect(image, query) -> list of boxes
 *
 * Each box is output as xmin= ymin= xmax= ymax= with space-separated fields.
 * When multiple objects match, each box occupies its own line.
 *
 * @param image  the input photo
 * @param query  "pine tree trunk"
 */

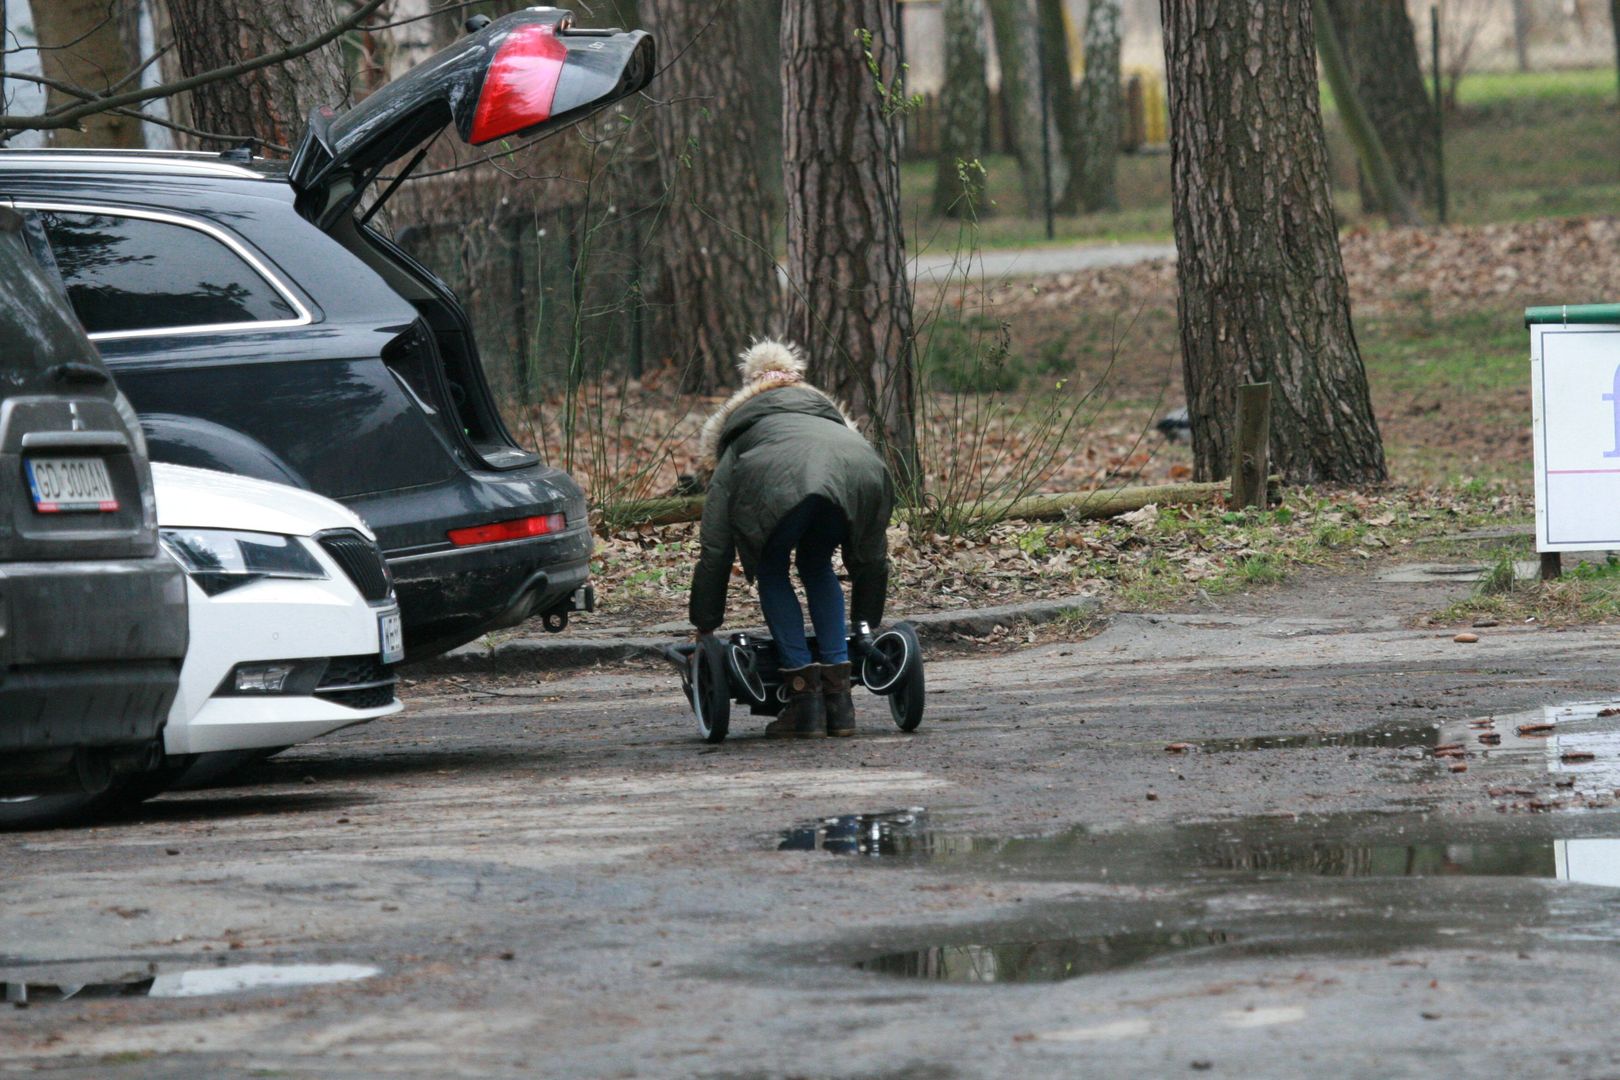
xmin=1313 ymin=0 xmax=1418 ymax=226
xmin=34 ymin=0 xmax=145 ymax=148
xmin=985 ymin=0 xmax=1049 ymax=218
xmin=1159 ymin=0 xmax=1386 ymax=484
xmin=166 ymin=0 xmax=350 ymax=153
xmin=639 ymin=0 xmax=780 ymax=394
xmin=1611 ymin=0 xmax=1620 ymax=104
xmin=782 ymin=0 xmax=919 ymax=481
xmin=1322 ymin=0 xmax=1440 ymax=215
xmin=1034 ymin=0 xmax=1080 ymax=212
xmin=1512 ymin=0 xmax=1532 ymax=71
xmin=1075 ymin=0 xmax=1123 ymax=213
xmin=742 ymin=1 xmax=785 ymax=220
xmin=933 ymin=0 xmax=990 ymax=218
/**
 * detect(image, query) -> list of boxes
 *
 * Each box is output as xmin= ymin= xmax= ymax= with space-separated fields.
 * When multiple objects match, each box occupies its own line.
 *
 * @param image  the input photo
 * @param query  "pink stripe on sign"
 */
xmin=1547 ymin=468 xmax=1620 ymax=475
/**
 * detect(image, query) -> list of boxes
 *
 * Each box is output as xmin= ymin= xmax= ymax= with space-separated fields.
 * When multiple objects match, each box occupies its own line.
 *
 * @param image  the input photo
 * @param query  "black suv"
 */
xmin=0 ymin=208 xmax=188 ymax=798
xmin=0 ymin=9 xmax=653 ymax=655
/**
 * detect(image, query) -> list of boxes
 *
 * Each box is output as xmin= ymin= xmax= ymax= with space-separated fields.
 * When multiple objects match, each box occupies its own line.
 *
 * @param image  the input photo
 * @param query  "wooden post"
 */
xmin=1540 ymin=552 xmax=1562 ymax=581
xmin=1230 ymin=382 xmax=1272 ymax=509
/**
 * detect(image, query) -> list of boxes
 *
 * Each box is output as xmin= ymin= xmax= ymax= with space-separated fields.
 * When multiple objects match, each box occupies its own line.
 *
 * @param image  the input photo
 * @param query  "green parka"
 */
xmin=689 ymin=384 xmax=892 ymax=633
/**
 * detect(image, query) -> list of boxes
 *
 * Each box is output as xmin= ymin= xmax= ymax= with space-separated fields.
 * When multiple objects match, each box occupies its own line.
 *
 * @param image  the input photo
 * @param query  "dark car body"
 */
xmin=0 ymin=9 xmax=654 ymax=656
xmin=0 ymin=208 xmax=188 ymax=796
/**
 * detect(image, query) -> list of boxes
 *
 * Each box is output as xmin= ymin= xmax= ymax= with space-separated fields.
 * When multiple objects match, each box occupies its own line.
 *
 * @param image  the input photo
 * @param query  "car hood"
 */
xmin=288 ymin=7 xmax=653 ymax=227
xmin=152 ymin=463 xmax=374 ymax=540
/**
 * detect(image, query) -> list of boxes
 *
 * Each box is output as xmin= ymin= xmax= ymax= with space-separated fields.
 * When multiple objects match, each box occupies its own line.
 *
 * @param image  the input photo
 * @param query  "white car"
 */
xmin=153 ymin=463 xmax=404 ymax=760
xmin=0 ymin=465 xmax=403 ymax=826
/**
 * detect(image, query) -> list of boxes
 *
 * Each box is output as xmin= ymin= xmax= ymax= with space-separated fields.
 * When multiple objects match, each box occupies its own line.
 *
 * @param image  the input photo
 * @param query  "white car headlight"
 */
xmin=160 ymin=528 xmax=327 ymax=596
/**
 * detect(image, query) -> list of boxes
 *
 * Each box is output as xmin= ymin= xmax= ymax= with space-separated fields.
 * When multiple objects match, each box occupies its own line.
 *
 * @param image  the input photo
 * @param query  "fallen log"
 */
xmin=601 ymin=477 xmax=1280 ymax=530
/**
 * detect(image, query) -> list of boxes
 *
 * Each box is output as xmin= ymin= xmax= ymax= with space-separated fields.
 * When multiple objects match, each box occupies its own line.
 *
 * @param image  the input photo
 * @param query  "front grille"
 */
xmin=317 ymin=530 xmax=392 ymax=602
xmin=314 ymin=654 xmax=396 ymax=710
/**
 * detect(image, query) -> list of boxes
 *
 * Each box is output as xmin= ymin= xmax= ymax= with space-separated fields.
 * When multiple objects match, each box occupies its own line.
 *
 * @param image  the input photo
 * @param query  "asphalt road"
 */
xmin=6 ymin=564 xmax=1620 ymax=1078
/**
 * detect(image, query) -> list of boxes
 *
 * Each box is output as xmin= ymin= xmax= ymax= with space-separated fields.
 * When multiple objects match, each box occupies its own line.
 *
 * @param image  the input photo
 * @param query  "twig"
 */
xmin=0 ymin=0 xmax=387 ymax=135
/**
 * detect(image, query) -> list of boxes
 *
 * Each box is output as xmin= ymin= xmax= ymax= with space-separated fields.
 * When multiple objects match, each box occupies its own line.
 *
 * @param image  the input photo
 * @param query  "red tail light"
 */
xmin=448 ymin=513 xmax=566 ymax=547
xmin=469 ymin=24 xmax=568 ymax=144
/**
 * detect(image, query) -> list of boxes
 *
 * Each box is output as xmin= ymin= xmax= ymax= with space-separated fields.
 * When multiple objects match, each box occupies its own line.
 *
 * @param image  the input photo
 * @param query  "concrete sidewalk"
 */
xmin=911 ymin=241 xmax=1176 ymax=282
xmin=412 ymin=594 xmax=1102 ymax=674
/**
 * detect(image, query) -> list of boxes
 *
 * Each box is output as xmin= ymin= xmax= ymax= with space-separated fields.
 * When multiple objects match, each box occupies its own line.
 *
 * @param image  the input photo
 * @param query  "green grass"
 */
xmin=902 ymin=152 xmax=1175 ymax=250
xmin=1434 ymin=552 xmax=1620 ymax=626
xmin=1453 ymin=67 xmax=1615 ymax=106
xmin=906 ymin=68 xmax=1620 ymax=252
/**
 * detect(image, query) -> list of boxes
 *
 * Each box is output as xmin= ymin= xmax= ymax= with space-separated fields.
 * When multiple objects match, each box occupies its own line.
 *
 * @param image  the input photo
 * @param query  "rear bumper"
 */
xmin=0 ymin=554 xmax=186 ymax=763
xmin=388 ymin=524 xmax=593 ymax=657
xmin=0 ymin=555 xmax=188 ymax=666
xmin=0 ymin=660 xmax=180 ymax=752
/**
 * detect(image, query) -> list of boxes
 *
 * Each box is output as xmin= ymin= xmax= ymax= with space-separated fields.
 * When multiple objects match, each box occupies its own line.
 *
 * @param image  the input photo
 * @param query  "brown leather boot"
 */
xmin=764 ymin=665 xmax=825 ymax=739
xmin=822 ymin=662 xmax=855 ymax=737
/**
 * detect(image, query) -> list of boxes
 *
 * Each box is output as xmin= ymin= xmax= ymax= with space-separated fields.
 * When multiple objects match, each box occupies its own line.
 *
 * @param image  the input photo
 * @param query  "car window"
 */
xmin=35 ymin=210 xmax=297 ymax=335
xmin=0 ymin=214 xmax=100 ymax=380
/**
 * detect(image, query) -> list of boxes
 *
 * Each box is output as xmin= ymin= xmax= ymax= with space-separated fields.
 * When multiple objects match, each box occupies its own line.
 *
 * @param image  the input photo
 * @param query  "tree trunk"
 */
xmin=782 ymin=0 xmax=919 ymax=482
xmin=1034 ymin=0 xmax=1081 ymax=212
xmin=1512 ymin=0 xmax=1532 ymax=72
xmin=1612 ymin=0 xmax=1620 ymax=104
xmin=1313 ymin=0 xmax=1419 ymax=226
xmin=639 ymin=0 xmax=780 ymax=395
xmin=1321 ymin=0 xmax=1440 ymax=215
xmin=1075 ymin=0 xmax=1123 ymax=213
xmin=165 ymin=0 xmax=349 ymax=153
xmin=1159 ymin=0 xmax=1386 ymax=484
xmin=933 ymin=0 xmax=990 ymax=218
xmin=985 ymin=0 xmax=1049 ymax=218
xmin=32 ymin=0 xmax=145 ymax=148
xmin=741 ymin=0 xmax=784 ymax=220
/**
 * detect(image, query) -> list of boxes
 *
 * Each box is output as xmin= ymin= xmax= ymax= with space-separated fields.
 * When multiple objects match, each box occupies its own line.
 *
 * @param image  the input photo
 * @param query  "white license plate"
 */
xmin=378 ymin=608 xmax=405 ymax=665
xmin=25 ymin=456 xmax=118 ymax=513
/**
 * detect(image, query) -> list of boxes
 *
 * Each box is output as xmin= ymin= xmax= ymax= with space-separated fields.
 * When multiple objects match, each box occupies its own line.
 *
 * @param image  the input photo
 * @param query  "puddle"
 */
xmin=1205 ymin=836 xmax=1620 ymax=888
xmin=1435 ymin=702 xmax=1620 ymax=802
xmin=1197 ymin=722 xmax=1443 ymax=754
xmin=779 ymin=809 xmax=941 ymax=856
xmin=858 ymin=929 xmax=1238 ymax=984
xmin=3 ymin=962 xmax=380 ymax=1005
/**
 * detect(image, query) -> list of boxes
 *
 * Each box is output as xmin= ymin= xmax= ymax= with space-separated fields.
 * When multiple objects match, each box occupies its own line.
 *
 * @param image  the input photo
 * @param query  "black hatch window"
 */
xmin=35 ymin=210 xmax=297 ymax=336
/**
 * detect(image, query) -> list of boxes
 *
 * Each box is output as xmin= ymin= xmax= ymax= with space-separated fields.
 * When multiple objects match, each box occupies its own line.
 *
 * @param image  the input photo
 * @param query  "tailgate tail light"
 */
xmin=448 ymin=513 xmax=566 ymax=547
xmin=469 ymin=23 xmax=568 ymax=144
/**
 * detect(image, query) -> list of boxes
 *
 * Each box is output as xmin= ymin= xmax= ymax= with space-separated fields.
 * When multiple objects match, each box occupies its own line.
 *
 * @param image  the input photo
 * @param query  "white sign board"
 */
xmin=1532 ymin=323 xmax=1620 ymax=551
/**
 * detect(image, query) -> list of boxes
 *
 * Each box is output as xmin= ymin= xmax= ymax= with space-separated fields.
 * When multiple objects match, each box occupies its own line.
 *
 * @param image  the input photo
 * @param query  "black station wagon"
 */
xmin=0 ymin=8 xmax=654 ymax=655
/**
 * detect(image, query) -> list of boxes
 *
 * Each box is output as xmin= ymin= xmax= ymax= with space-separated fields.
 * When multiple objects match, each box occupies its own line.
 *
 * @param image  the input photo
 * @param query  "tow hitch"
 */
xmin=541 ymin=585 xmax=595 ymax=633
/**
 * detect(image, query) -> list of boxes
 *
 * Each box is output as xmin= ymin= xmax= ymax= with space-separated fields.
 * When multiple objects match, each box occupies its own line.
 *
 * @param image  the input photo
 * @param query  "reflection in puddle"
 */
xmin=1197 ymin=722 xmax=1443 ymax=753
xmin=1208 ymin=837 xmax=1620 ymax=888
xmin=4 ymin=962 xmax=380 ymax=1005
xmin=779 ymin=809 xmax=940 ymax=856
xmin=859 ymin=929 xmax=1237 ymax=984
xmin=1440 ymin=701 xmax=1620 ymax=803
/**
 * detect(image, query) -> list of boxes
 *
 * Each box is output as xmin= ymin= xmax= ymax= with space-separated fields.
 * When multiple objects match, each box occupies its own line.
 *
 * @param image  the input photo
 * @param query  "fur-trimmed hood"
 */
xmin=697 ymin=340 xmax=860 ymax=466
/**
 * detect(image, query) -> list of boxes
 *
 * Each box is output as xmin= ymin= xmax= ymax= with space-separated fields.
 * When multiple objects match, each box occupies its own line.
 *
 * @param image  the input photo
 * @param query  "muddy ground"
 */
xmin=6 ymin=561 xmax=1620 ymax=1078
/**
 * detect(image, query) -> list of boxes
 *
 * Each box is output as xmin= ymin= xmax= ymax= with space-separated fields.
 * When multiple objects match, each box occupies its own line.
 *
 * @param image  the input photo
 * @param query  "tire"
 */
xmin=0 ymin=793 xmax=109 ymax=829
xmin=862 ymin=623 xmax=919 ymax=696
xmin=888 ymin=656 xmax=925 ymax=732
xmin=692 ymin=636 xmax=733 ymax=744
xmin=871 ymin=622 xmax=925 ymax=732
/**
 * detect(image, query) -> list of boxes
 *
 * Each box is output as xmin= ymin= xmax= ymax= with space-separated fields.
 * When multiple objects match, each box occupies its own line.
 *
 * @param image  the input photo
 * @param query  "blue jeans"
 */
xmin=757 ymin=497 xmax=849 ymax=669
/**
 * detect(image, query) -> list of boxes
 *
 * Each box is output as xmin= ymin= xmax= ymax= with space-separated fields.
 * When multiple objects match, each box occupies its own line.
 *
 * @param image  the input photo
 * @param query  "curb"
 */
xmin=410 ymin=595 xmax=1102 ymax=676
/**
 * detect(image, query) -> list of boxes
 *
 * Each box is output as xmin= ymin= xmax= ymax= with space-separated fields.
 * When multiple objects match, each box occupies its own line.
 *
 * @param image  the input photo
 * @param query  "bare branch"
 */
xmin=0 ymin=0 xmax=388 ymax=135
xmin=109 ymin=106 xmax=291 ymax=154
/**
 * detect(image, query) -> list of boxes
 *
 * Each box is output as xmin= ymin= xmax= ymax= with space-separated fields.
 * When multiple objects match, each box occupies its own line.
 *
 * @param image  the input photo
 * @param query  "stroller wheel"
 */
xmin=888 ymin=651 xmax=925 ymax=731
xmin=692 ymin=636 xmax=732 ymax=743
